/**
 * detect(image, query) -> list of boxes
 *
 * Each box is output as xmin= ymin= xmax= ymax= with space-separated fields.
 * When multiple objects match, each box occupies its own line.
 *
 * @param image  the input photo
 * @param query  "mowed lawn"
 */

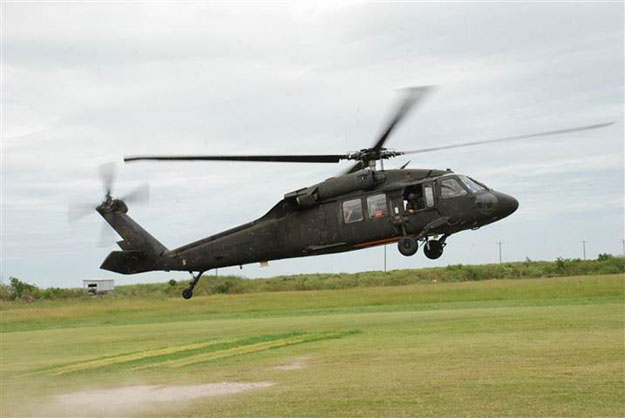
xmin=1 ymin=274 xmax=623 ymax=417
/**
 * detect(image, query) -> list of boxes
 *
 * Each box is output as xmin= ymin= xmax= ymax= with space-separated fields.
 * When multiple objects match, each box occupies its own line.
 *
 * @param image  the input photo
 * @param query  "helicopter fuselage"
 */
xmin=99 ymin=168 xmax=518 ymax=275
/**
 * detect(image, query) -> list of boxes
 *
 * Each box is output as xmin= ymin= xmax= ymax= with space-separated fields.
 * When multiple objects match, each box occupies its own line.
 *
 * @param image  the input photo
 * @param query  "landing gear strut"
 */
xmin=182 ymin=271 xmax=205 ymax=300
xmin=423 ymin=235 xmax=447 ymax=260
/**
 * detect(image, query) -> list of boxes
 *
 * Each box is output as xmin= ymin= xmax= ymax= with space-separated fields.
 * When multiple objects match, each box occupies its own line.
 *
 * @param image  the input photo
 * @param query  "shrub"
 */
xmin=213 ymin=278 xmax=244 ymax=294
xmin=9 ymin=277 xmax=40 ymax=301
xmin=0 ymin=282 xmax=11 ymax=301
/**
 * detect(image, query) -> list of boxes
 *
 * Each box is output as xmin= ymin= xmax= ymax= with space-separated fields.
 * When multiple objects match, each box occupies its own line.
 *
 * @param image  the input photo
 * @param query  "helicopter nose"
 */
xmin=494 ymin=192 xmax=519 ymax=219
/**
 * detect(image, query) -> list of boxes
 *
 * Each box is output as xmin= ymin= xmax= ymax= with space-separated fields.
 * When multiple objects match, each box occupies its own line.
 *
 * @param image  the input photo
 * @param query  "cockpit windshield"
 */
xmin=458 ymin=175 xmax=487 ymax=193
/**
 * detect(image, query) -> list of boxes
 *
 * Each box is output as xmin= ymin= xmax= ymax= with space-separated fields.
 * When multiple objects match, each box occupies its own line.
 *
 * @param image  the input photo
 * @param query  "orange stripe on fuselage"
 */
xmin=352 ymin=236 xmax=402 ymax=249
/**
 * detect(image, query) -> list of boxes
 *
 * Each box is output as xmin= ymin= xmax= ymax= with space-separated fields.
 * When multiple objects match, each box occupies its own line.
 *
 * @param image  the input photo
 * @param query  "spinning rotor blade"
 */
xmin=68 ymin=204 xmax=96 ymax=223
xmin=125 ymin=155 xmax=347 ymax=163
xmin=69 ymin=162 xmax=117 ymax=224
xmin=99 ymin=162 xmax=116 ymax=196
xmin=402 ymin=121 xmax=615 ymax=155
xmin=97 ymin=222 xmax=117 ymax=248
xmin=372 ymin=86 xmax=434 ymax=153
xmin=120 ymin=183 xmax=150 ymax=205
xmin=344 ymin=86 xmax=434 ymax=174
xmin=344 ymin=160 xmax=367 ymax=174
xmin=68 ymin=164 xmax=150 ymax=226
xmin=124 ymin=86 xmax=434 ymax=171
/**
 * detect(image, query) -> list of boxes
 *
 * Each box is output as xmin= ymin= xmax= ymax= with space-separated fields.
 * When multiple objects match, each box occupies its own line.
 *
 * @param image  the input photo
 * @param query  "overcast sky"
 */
xmin=2 ymin=2 xmax=623 ymax=288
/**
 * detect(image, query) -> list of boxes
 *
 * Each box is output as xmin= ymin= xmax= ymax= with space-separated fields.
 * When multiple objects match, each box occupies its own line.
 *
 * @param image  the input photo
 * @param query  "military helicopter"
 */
xmin=74 ymin=86 xmax=613 ymax=299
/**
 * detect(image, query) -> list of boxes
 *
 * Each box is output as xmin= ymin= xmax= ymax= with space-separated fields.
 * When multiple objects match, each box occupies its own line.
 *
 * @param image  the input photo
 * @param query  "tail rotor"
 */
xmin=68 ymin=163 xmax=150 ymax=246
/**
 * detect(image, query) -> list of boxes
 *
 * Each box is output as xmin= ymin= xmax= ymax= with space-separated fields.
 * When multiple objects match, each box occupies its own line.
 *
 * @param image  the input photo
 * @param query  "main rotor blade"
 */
xmin=402 ymin=121 xmax=615 ymax=155
xmin=124 ymin=155 xmax=347 ymax=163
xmin=344 ymin=160 xmax=366 ymax=174
xmin=343 ymin=85 xmax=434 ymax=174
xmin=371 ymin=86 xmax=435 ymax=153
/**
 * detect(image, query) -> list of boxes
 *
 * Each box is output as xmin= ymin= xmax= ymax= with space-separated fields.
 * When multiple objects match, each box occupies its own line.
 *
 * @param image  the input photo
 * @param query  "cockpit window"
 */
xmin=458 ymin=175 xmax=486 ymax=193
xmin=440 ymin=178 xmax=468 ymax=199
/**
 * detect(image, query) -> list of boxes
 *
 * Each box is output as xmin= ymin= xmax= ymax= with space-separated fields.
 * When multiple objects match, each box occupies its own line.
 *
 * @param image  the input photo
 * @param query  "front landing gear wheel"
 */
xmin=423 ymin=240 xmax=444 ymax=260
xmin=398 ymin=237 xmax=418 ymax=256
xmin=182 ymin=288 xmax=193 ymax=299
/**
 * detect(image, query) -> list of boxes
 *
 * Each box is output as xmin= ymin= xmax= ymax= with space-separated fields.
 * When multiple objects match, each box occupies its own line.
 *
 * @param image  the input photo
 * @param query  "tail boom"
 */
xmin=97 ymin=199 xmax=170 ymax=274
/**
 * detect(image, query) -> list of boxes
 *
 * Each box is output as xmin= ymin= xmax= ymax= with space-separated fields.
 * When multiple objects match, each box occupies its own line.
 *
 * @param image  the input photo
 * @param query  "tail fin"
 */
xmin=97 ymin=199 xmax=168 ymax=274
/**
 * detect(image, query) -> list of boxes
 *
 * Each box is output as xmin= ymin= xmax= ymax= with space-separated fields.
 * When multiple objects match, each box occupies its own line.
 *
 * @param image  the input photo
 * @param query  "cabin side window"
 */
xmin=440 ymin=178 xmax=467 ymax=199
xmin=366 ymin=194 xmax=388 ymax=219
xmin=424 ymin=184 xmax=435 ymax=207
xmin=342 ymin=198 xmax=363 ymax=224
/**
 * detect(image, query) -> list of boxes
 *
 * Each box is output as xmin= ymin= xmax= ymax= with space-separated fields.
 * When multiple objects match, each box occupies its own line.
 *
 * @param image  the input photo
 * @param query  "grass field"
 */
xmin=1 ymin=274 xmax=623 ymax=417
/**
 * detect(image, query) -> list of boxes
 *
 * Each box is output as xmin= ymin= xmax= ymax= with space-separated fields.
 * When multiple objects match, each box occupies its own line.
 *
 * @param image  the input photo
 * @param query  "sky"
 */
xmin=2 ymin=1 xmax=623 ymax=288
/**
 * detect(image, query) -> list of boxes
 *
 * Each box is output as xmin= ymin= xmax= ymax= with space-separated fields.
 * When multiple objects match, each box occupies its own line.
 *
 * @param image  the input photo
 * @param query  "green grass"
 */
xmin=32 ymin=331 xmax=356 ymax=376
xmin=2 ymin=274 xmax=621 ymax=333
xmin=1 ymin=274 xmax=623 ymax=417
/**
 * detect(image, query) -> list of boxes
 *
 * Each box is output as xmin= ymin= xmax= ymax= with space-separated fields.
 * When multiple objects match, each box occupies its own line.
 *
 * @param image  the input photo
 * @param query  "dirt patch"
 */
xmin=52 ymin=382 xmax=273 ymax=416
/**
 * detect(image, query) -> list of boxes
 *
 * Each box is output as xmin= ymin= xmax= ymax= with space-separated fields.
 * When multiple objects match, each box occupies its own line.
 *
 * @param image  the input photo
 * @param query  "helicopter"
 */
xmin=74 ymin=86 xmax=613 ymax=299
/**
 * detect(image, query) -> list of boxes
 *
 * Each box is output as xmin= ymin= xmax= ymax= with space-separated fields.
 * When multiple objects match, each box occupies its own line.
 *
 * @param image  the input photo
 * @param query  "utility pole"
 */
xmin=581 ymin=240 xmax=587 ymax=260
xmin=215 ymin=268 xmax=218 ymax=278
xmin=383 ymin=245 xmax=387 ymax=273
xmin=497 ymin=241 xmax=503 ymax=264
xmin=622 ymin=238 xmax=624 ymax=257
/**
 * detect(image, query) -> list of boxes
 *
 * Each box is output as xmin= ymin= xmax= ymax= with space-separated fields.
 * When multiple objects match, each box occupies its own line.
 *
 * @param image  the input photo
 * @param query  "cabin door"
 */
xmin=306 ymin=204 xmax=337 ymax=245
xmin=404 ymin=182 xmax=436 ymax=214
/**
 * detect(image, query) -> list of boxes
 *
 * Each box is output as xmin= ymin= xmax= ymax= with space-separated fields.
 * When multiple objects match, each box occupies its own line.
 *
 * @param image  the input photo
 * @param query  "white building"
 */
xmin=82 ymin=279 xmax=115 ymax=295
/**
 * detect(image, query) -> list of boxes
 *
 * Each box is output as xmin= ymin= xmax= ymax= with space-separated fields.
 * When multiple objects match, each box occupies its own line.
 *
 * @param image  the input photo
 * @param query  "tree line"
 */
xmin=2 ymin=254 xmax=623 ymax=302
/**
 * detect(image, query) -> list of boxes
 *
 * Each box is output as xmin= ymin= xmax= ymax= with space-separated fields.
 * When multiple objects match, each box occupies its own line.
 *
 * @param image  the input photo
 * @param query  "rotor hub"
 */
xmin=344 ymin=148 xmax=404 ymax=171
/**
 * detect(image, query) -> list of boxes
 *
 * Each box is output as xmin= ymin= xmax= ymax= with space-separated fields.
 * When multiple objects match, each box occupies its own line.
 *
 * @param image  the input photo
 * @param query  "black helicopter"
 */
xmin=75 ymin=86 xmax=613 ymax=299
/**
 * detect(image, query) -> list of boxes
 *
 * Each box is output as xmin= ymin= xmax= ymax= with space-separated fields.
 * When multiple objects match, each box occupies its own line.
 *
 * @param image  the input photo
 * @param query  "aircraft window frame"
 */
xmin=424 ymin=184 xmax=435 ymax=207
xmin=458 ymin=175 xmax=486 ymax=193
xmin=342 ymin=198 xmax=364 ymax=224
xmin=470 ymin=176 xmax=489 ymax=190
xmin=366 ymin=193 xmax=388 ymax=219
xmin=440 ymin=177 xmax=468 ymax=199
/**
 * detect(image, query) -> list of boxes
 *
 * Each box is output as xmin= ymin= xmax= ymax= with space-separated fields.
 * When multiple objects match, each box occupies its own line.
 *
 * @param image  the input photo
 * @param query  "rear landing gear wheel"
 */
xmin=182 ymin=270 xmax=205 ymax=300
xmin=423 ymin=240 xmax=444 ymax=260
xmin=398 ymin=237 xmax=418 ymax=256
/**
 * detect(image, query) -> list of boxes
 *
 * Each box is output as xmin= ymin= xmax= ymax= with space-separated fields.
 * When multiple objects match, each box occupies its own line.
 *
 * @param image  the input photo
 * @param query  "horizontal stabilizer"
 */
xmin=100 ymin=251 xmax=163 ymax=274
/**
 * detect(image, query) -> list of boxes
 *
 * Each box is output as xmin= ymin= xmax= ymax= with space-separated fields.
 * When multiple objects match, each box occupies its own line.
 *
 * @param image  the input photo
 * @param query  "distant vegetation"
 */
xmin=1 ymin=277 xmax=85 ymax=302
xmin=2 ymin=255 xmax=623 ymax=302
